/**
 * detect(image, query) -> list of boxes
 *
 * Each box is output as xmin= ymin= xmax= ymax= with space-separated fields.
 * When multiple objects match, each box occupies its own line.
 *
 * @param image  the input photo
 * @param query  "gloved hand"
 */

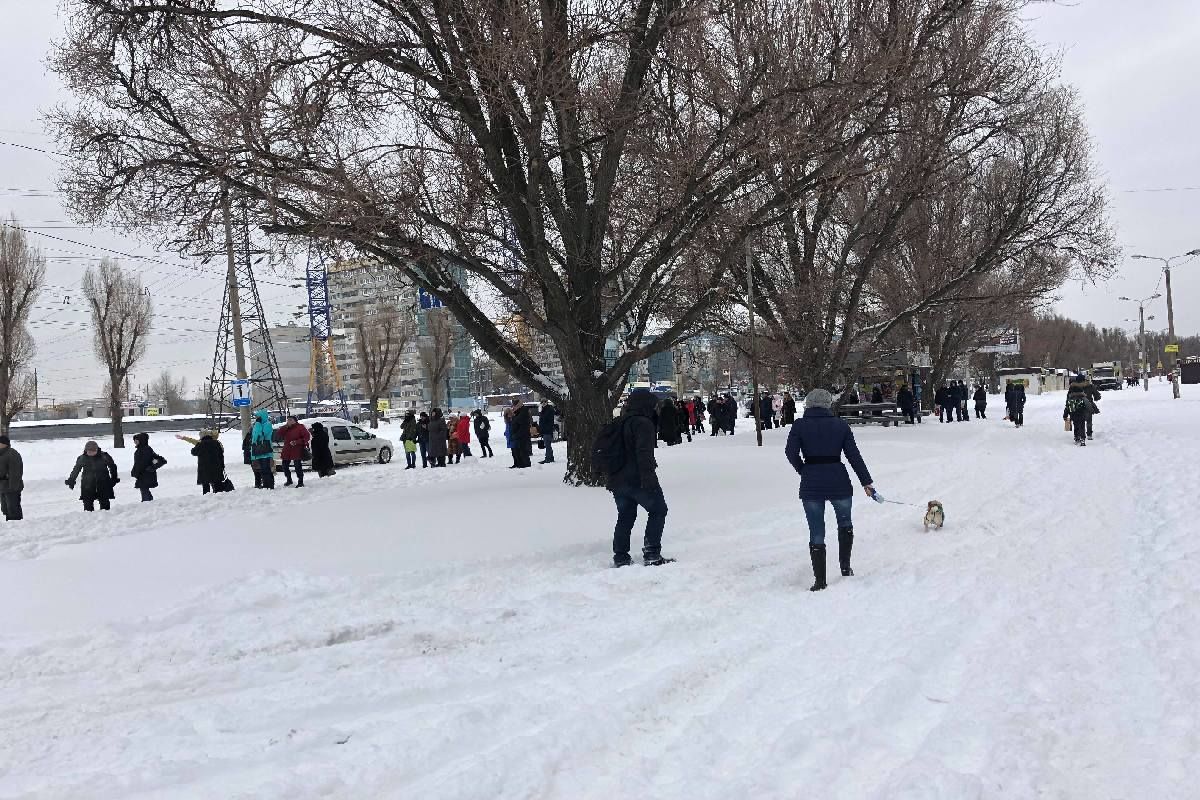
xmin=113 ymin=477 xmax=121 ymax=485
xmin=65 ymin=480 xmax=75 ymax=489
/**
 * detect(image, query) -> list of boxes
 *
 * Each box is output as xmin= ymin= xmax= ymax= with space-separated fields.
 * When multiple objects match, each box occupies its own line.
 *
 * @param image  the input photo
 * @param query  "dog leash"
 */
xmin=867 ymin=488 xmax=922 ymax=508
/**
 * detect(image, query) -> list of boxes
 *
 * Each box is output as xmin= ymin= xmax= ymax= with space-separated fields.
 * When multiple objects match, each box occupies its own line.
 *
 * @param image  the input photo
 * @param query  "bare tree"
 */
xmin=0 ymin=219 xmax=45 ymax=433
xmin=50 ymin=0 xmax=986 ymax=484
xmin=82 ymin=259 xmax=153 ymax=447
xmin=149 ymin=369 xmax=188 ymax=414
xmin=418 ymin=309 xmax=458 ymax=409
xmin=355 ymin=304 xmax=414 ymax=428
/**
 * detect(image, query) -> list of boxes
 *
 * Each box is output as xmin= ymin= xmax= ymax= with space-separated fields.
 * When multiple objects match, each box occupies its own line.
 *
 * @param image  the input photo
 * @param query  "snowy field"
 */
xmin=1 ymin=383 xmax=1196 ymax=799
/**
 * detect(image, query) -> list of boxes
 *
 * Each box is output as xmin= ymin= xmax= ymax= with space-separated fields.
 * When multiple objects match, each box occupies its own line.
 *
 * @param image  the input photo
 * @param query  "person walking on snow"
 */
xmin=310 ymin=422 xmax=336 ymax=477
xmin=781 ymin=392 xmax=797 ymax=425
xmin=759 ymin=392 xmax=776 ymax=429
xmin=191 ymin=429 xmax=229 ymax=492
xmin=399 ymin=411 xmax=418 ymax=469
xmin=428 ymin=408 xmax=449 ymax=467
xmin=66 ymin=440 xmax=120 ymax=511
xmin=473 ymin=410 xmax=493 ymax=458
xmin=0 ymin=436 xmax=25 ymax=520
xmin=692 ymin=396 xmax=706 ymax=434
xmin=1075 ymin=374 xmax=1101 ymax=440
xmin=658 ymin=397 xmax=681 ymax=446
xmin=417 ymin=412 xmax=431 ymax=468
xmin=896 ymin=383 xmax=916 ymax=424
xmin=973 ymin=384 xmax=988 ymax=419
xmin=249 ymin=409 xmax=276 ymax=489
xmin=538 ymin=400 xmax=557 ymax=463
xmin=278 ymin=415 xmax=311 ymax=487
xmin=707 ymin=396 xmax=721 ymax=436
xmin=510 ymin=400 xmax=533 ymax=468
xmin=609 ymin=388 xmax=672 ymax=567
xmin=1065 ymin=374 xmax=1095 ymax=446
xmin=447 ymin=413 xmax=462 ymax=464
xmin=1004 ymin=380 xmax=1026 ymax=427
xmin=676 ymin=399 xmax=693 ymax=442
xmin=784 ymin=388 xmax=875 ymax=592
xmin=131 ymin=432 xmax=168 ymax=501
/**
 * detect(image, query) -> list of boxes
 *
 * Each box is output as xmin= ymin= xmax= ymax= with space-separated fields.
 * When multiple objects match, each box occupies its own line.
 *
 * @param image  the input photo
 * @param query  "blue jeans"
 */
xmin=612 ymin=485 xmax=668 ymax=555
xmin=542 ymin=434 xmax=555 ymax=462
xmin=802 ymin=497 xmax=853 ymax=545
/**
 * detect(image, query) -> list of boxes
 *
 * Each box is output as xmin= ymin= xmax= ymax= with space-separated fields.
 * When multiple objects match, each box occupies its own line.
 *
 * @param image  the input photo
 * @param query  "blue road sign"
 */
xmin=231 ymin=379 xmax=252 ymax=408
xmin=418 ymin=287 xmax=444 ymax=310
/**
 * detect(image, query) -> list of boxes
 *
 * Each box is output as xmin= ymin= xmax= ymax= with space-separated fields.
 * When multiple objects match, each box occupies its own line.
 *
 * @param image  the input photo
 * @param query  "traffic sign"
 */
xmin=231 ymin=379 xmax=252 ymax=408
xmin=1165 ymin=344 xmax=1180 ymax=353
xmin=418 ymin=287 xmax=444 ymax=310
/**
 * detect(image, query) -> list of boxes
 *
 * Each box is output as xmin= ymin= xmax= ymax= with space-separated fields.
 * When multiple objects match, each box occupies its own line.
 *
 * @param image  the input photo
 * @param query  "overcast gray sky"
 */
xmin=1 ymin=0 xmax=1197 ymax=401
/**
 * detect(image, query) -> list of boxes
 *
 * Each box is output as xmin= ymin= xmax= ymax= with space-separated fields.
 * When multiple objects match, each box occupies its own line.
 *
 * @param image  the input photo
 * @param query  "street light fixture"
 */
xmin=1130 ymin=250 xmax=1200 ymax=398
xmin=1117 ymin=292 xmax=1164 ymax=392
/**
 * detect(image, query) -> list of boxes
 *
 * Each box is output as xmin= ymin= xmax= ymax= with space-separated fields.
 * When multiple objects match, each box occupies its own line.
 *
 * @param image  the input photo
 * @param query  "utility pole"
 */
xmin=1120 ymin=292 xmax=1161 ymax=393
xmin=746 ymin=240 xmax=762 ymax=447
xmin=221 ymin=190 xmax=253 ymax=436
xmin=1132 ymin=248 xmax=1200 ymax=399
xmin=33 ymin=368 xmax=38 ymax=411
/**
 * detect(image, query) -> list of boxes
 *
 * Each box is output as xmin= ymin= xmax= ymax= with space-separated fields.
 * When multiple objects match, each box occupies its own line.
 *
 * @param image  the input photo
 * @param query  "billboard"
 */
xmin=976 ymin=330 xmax=1020 ymax=355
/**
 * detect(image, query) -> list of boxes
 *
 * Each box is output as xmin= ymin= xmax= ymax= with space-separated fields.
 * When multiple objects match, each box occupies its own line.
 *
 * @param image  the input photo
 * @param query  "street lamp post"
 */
xmin=1132 ymin=249 xmax=1200 ymax=398
xmin=1118 ymin=294 xmax=1161 ymax=392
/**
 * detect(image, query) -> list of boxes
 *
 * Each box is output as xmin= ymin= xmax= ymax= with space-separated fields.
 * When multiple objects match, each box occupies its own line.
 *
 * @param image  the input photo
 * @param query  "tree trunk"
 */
xmin=369 ymin=395 xmax=379 ymax=429
xmin=0 ymin=366 xmax=9 ymax=437
xmin=110 ymin=374 xmax=125 ymax=448
xmin=561 ymin=389 xmax=617 ymax=487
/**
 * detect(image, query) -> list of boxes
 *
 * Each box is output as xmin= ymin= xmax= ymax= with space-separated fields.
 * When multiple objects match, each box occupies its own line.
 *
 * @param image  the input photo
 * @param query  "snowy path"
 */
xmin=1 ymin=385 xmax=1196 ymax=798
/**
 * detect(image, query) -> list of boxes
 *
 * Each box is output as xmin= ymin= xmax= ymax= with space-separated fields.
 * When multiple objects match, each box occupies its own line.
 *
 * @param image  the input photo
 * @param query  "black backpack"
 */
xmin=591 ymin=418 xmax=628 ymax=476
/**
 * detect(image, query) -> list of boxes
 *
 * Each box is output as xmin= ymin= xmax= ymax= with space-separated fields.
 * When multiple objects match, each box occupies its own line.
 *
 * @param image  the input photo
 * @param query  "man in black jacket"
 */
xmin=538 ymin=400 xmax=557 ymax=463
xmin=610 ymin=389 xmax=672 ymax=567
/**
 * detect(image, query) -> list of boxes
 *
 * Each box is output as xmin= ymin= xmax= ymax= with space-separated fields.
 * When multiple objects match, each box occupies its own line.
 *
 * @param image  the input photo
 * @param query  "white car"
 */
xmin=274 ymin=417 xmax=394 ymax=466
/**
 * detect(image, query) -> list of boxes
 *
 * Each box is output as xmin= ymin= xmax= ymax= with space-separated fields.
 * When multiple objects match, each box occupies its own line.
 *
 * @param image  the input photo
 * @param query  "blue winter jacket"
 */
xmin=250 ymin=410 xmax=274 ymax=461
xmin=784 ymin=407 xmax=874 ymax=501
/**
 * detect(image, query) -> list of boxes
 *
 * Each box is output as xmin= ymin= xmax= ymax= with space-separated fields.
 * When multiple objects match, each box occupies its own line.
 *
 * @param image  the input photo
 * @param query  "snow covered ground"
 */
xmin=1 ymin=383 xmax=1196 ymax=799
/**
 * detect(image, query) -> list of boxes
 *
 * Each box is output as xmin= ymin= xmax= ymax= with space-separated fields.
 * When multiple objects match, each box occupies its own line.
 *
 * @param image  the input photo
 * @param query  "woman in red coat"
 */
xmin=279 ymin=416 xmax=311 ymax=487
xmin=454 ymin=414 xmax=472 ymax=463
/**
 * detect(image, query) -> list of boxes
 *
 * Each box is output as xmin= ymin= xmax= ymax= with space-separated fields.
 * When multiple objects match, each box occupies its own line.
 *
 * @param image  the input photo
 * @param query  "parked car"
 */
xmin=273 ymin=417 xmax=394 ymax=467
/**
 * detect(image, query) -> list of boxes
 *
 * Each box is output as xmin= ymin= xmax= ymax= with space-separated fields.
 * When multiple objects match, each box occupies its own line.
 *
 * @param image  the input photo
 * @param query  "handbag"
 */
xmin=220 ymin=474 xmax=236 ymax=492
xmin=1063 ymin=419 xmax=1072 ymax=431
xmin=301 ymin=447 xmax=312 ymax=461
xmin=251 ymin=439 xmax=272 ymax=457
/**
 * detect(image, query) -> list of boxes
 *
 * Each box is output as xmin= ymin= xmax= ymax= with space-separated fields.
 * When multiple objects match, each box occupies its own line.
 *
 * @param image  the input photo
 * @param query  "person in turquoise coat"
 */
xmin=249 ymin=409 xmax=276 ymax=489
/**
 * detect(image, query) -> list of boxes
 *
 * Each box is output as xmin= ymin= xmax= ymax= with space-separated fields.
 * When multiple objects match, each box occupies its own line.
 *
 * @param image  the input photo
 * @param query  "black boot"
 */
xmin=642 ymin=548 xmax=675 ymax=566
xmin=613 ymin=553 xmax=633 ymax=568
xmin=809 ymin=543 xmax=827 ymax=591
xmin=838 ymin=527 xmax=854 ymax=576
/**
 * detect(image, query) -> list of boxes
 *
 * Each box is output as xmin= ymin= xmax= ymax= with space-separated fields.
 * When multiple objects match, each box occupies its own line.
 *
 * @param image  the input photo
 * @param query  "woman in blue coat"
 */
xmin=784 ymin=389 xmax=875 ymax=591
xmin=249 ymin=409 xmax=276 ymax=489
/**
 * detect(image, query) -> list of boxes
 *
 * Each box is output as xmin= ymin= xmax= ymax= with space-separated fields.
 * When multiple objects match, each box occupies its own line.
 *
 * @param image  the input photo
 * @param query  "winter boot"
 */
xmin=809 ymin=543 xmax=827 ymax=591
xmin=837 ymin=527 xmax=854 ymax=577
xmin=613 ymin=553 xmax=633 ymax=568
xmin=642 ymin=548 xmax=676 ymax=566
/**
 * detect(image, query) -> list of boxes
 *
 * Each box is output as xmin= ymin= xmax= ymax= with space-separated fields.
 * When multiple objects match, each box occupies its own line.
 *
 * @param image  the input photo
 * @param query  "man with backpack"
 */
xmin=594 ymin=388 xmax=672 ymax=567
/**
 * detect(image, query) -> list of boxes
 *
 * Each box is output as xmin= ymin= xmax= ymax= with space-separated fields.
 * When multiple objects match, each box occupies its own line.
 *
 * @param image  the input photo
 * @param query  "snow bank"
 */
xmin=0 ymin=384 xmax=1196 ymax=798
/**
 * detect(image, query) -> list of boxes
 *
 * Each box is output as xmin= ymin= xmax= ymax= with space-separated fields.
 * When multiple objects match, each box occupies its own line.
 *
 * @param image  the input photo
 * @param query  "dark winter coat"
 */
xmin=781 ymin=397 xmax=797 ymax=424
xmin=399 ymin=414 xmax=418 ymax=442
xmin=1064 ymin=380 xmax=1097 ymax=419
xmin=609 ymin=392 xmax=660 ymax=491
xmin=1005 ymin=383 xmax=1027 ymax=410
xmin=510 ymin=405 xmax=533 ymax=448
xmin=538 ymin=405 xmax=557 ymax=437
xmin=759 ymin=395 xmax=775 ymax=421
xmin=427 ymin=414 xmax=449 ymax=459
xmin=896 ymin=387 xmax=915 ymax=412
xmin=191 ymin=436 xmax=226 ymax=485
xmin=784 ymin=407 xmax=874 ymax=502
xmin=309 ymin=424 xmax=335 ymax=475
xmin=131 ymin=444 xmax=168 ymax=489
xmin=278 ymin=421 xmax=311 ymax=461
xmin=973 ymin=387 xmax=987 ymax=409
xmin=658 ymin=400 xmax=681 ymax=444
xmin=693 ymin=399 xmax=706 ymax=421
xmin=417 ymin=416 xmax=430 ymax=444
xmin=67 ymin=451 xmax=119 ymax=500
xmin=706 ymin=398 xmax=720 ymax=419
xmin=934 ymin=387 xmax=950 ymax=408
xmin=871 ymin=387 xmax=884 ymax=404
xmin=0 ymin=446 xmax=24 ymax=492
xmin=473 ymin=414 xmax=491 ymax=441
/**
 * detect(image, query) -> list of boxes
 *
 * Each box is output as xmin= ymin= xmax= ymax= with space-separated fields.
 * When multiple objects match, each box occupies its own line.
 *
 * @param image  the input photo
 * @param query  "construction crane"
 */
xmin=305 ymin=251 xmax=351 ymax=419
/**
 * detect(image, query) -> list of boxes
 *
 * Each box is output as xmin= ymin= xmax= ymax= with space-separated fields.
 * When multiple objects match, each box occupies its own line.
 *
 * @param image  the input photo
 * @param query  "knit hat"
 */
xmin=0 ymin=435 xmax=9 ymax=446
xmin=84 ymin=440 xmax=100 ymax=450
xmin=804 ymin=388 xmax=834 ymax=410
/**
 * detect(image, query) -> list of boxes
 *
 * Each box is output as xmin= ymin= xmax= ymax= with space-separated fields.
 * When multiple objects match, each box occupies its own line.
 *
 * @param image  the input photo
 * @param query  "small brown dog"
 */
xmin=923 ymin=500 xmax=945 ymax=531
